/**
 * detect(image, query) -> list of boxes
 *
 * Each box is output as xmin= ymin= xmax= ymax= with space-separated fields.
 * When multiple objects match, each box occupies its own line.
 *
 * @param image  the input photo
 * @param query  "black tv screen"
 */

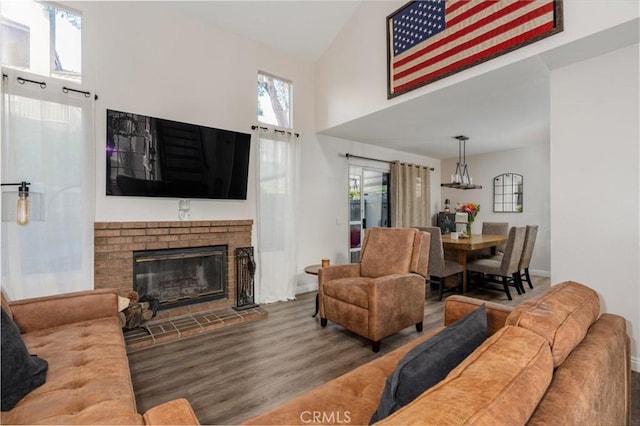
xmin=106 ymin=109 xmax=251 ymax=200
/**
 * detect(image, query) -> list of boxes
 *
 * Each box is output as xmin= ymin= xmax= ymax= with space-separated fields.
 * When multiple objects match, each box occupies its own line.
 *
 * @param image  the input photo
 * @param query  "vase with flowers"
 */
xmin=458 ymin=202 xmax=480 ymax=236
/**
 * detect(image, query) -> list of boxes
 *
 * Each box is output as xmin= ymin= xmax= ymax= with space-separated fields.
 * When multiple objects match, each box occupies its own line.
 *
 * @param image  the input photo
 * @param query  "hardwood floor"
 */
xmin=128 ymin=277 xmax=553 ymax=425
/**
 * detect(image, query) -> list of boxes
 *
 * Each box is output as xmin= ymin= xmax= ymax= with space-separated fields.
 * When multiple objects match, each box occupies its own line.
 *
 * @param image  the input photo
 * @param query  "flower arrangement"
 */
xmin=458 ymin=202 xmax=480 ymax=235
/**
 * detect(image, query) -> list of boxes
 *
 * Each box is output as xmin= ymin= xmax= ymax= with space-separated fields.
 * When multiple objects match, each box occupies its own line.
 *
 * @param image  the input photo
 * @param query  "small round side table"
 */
xmin=304 ymin=264 xmax=321 ymax=317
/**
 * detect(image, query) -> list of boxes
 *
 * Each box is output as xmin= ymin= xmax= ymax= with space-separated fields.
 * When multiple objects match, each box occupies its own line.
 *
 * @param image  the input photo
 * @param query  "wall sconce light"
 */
xmin=1 ymin=181 xmax=31 ymax=225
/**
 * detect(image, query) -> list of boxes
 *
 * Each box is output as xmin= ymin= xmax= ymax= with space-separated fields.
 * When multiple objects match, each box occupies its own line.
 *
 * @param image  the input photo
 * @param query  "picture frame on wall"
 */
xmin=386 ymin=0 xmax=564 ymax=98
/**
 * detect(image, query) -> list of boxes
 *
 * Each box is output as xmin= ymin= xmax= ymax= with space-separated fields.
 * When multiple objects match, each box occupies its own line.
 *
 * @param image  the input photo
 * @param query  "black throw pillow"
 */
xmin=370 ymin=305 xmax=487 ymax=424
xmin=1 ymin=307 xmax=48 ymax=411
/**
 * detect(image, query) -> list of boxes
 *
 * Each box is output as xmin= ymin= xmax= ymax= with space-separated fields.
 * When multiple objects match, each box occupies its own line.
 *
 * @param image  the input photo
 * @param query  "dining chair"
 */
xmin=468 ymin=222 xmax=509 ymax=260
xmin=418 ymin=227 xmax=464 ymax=301
xmin=466 ymin=226 xmax=526 ymax=300
xmin=518 ymin=225 xmax=539 ymax=289
xmin=483 ymin=221 xmax=509 ymax=252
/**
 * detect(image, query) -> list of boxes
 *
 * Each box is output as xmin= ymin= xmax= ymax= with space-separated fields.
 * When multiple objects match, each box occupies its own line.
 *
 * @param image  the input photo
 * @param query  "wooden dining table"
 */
xmin=441 ymin=233 xmax=509 ymax=293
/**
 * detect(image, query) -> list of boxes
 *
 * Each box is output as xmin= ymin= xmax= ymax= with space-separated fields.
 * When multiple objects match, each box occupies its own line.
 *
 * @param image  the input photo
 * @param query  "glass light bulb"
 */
xmin=16 ymin=195 xmax=30 ymax=225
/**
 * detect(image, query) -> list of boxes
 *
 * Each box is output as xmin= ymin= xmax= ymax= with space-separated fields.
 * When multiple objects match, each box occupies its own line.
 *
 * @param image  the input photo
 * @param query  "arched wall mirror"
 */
xmin=494 ymin=173 xmax=523 ymax=212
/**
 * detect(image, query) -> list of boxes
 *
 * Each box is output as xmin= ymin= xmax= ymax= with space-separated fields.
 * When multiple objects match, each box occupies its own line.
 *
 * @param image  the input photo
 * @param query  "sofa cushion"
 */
xmin=527 ymin=314 xmax=629 ymax=426
xmin=1 ymin=308 xmax=48 ymax=411
xmin=506 ymin=281 xmax=600 ymax=367
xmin=377 ymin=326 xmax=554 ymax=425
xmin=1 ymin=316 xmax=144 ymax=425
xmin=143 ymin=398 xmax=200 ymax=425
xmin=323 ymin=277 xmax=371 ymax=309
xmin=370 ymin=305 xmax=487 ymax=423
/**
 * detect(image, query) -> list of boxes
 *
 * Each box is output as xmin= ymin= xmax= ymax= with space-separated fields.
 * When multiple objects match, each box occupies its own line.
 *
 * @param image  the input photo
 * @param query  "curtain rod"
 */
xmin=251 ymin=125 xmax=299 ymax=138
xmin=344 ymin=153 xmax=435 ymax=171
xmin=2 ymin=73 xmax=98 ymax=100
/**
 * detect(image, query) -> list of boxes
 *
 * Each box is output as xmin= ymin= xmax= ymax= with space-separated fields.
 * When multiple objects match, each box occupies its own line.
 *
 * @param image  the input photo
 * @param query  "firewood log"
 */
xmin=142 ymin=308 xmax=154 ymax=321
xmin=124 ymin=304 xmax=142 ymax=329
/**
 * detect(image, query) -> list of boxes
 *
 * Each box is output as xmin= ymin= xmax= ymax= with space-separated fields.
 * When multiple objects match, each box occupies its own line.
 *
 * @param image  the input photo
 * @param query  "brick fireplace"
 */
xmin=94 ymin=220 xmax=252 ymax=319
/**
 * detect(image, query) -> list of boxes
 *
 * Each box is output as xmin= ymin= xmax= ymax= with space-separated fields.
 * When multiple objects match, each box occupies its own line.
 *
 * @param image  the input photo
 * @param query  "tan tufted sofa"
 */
xmin=1 ymin=288 xmax=199 ymax=425
xmin=245 ymin=281 xmax=630 ymax=425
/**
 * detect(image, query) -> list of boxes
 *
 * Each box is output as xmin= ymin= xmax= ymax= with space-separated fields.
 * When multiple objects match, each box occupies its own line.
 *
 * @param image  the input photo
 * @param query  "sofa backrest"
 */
xmin=377 ymin=325 xmax=554 ymax=425
xmin=506 ymin=281 xmax=600 ymax=367
xmin=1 ymin=290 xmax=13 ymax=319
xmin=7 ymin=289 xmax=119 ymax=334
xmin=360 ymin=227 xmax=429 ymax=279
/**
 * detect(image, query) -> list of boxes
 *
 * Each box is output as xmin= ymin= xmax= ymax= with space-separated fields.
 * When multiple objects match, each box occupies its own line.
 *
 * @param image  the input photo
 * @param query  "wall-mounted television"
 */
xmin=106 ymin=109 xmax=251 ymax=200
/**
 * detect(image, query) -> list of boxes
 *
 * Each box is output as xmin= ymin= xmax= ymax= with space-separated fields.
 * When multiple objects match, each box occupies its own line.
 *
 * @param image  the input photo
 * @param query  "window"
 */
xmin=257 ymin=72 xmax=292 ymax=128
xmin=348 ymin=166 xmax=390 ymax=263
xmin=0 ymin=0 xmax=81 ymax=81
xmin=255 ymin=71 xmax=297 ymax=302
xmin=2 ymin=69 xmax=94 ymax=299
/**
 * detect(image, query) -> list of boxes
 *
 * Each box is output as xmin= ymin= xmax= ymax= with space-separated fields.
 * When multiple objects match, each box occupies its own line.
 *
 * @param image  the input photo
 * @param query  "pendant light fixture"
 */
xmin=441 ymin=136 xmax=482 ymax=190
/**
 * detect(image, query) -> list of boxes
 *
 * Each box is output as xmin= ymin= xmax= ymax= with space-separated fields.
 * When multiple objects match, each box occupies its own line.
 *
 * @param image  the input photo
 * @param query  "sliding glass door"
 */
xmin=349 ymin=166 xmax=389 ymax=263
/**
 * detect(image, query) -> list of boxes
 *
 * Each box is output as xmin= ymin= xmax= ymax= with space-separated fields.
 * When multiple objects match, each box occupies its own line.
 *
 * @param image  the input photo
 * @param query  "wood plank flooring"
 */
xmin=129 ymin=278 xmax=552 ymax=425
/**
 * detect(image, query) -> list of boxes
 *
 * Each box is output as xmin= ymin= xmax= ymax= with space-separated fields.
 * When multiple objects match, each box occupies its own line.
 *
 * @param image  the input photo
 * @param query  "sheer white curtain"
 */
xmin=390 ymin=161 xmax=432 ymax=228
xmin=255 ymin=127 xmax=299 ymax=302
xmin=1 ymin=69 xmax=94 ymax=299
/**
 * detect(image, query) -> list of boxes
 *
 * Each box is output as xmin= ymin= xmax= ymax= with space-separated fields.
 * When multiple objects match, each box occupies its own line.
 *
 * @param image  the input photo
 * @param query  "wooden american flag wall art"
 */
xmin=387 ymin=0 xmax=564 ymax=98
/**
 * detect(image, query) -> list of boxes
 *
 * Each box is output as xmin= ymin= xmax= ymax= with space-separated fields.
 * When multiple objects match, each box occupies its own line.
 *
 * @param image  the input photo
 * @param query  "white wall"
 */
xmin=441 ymin=142 xmax=551 ymax=274
xmin=316 ymin=0 xmax=639 ymax=131
xmin=64 ymin=1 xmax=440 ymax=300
xmin=550 ymin=44 xmax=640 ymax=369
xmin=315 ymin=0 xmax=639 ymax=371
xmin=56 ymin=1 xmax=639 ymax=369
xmin=81 ymin=1 xmax=302 ymax=224
xmin=296 ymin=135 xmax=439 ymax=293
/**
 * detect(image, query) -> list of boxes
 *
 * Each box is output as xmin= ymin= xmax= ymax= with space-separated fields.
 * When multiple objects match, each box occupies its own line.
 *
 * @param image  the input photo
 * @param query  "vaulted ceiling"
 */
xmin=167 ymin=1 xmax=638 ymax=160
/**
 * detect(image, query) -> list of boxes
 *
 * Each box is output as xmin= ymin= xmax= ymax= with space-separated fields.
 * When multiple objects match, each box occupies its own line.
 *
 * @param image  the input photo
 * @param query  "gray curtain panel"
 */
xmin=390 ymin=161 xmax=431 ymax=228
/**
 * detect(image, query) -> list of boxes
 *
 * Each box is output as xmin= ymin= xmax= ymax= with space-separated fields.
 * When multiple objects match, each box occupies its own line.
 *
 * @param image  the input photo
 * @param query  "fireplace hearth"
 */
xmin=133 ymin=245 xmax=227 ymax=311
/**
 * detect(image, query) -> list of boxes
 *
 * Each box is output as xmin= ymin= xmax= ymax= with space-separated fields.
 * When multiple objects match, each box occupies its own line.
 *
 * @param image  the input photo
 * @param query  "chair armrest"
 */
xmin=369 ymin=273 xmax=424 ymax=290
xmin=318 ymin=264 xmax=361 ymax=285
xmin=369 ymin=274 xmax=425 ymax=341
xmin=318 ymin=265 xmax=362 ymax=318
xmin=143 ymin=398 xmax=199 ymax=425
xmin=444 ymin=295 xmax=513 ymax=336
xmin=9 ymin=288 xmax=119 ymax=333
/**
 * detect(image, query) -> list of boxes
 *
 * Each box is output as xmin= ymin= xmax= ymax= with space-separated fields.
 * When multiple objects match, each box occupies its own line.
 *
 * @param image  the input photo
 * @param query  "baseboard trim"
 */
xmin=296 ymin=282 xmax=317 ymax=295
xmin=530 ymin=269 xmax=551 ymax=278
xmin=632 ymin=356 xmax=639 ymax=372
xmin=298 ymin=271 xmax=552 ymax=294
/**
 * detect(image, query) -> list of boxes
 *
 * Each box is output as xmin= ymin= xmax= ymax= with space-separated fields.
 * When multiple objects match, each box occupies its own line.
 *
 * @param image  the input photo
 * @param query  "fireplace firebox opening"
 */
xmin=133 ymin=245 xmax=227 ymax=311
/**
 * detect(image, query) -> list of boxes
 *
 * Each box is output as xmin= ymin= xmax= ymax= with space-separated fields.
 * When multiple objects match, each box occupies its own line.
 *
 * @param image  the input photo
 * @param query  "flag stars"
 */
xmin=393 ymin=0 xmax=445 ymax=54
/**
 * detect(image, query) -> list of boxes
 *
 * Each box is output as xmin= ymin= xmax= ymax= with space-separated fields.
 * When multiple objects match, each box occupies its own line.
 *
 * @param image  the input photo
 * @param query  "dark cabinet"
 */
xmin=437 ymin=213 xmax=456 ymax=234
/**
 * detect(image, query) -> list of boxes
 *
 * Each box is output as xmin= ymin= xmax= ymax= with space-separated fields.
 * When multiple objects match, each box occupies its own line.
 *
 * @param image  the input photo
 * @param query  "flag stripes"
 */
xmin=387 ymin=0 xmax=562 ymax=97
